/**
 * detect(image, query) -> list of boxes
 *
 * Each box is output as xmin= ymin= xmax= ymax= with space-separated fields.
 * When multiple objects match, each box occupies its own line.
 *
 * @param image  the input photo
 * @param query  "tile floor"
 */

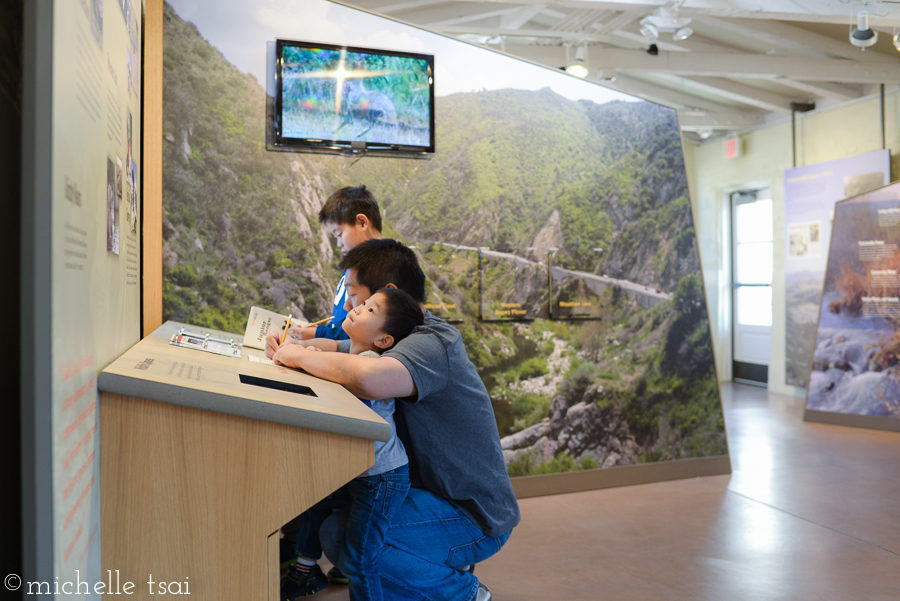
xmin=312 ymin=383 xmax=900 ymax=600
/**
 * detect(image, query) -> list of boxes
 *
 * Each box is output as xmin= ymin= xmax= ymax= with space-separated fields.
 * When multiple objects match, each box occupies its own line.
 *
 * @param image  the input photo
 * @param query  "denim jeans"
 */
xmin=291 ymin=464 xmax=410 ymax=601
xmin=321 ymin=487 xmax=512 ymax=601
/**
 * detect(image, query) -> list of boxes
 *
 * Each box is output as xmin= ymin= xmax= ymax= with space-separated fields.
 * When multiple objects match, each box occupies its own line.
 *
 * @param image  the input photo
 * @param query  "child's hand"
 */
xmin=264 ymin=330 xmax=285 ymax=358
xmin=291 ymin=324 xmax=317 ymax=341
xmin=272 ymin=343 xmax=318 ymax=367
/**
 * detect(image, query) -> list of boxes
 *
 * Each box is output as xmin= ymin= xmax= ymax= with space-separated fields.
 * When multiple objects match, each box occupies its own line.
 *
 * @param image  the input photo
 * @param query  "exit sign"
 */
xmin=724 ymin=137 xmax=742 ymax=159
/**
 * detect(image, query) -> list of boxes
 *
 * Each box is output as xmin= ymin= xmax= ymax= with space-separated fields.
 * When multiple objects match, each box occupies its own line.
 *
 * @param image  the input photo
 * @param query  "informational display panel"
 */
xmin=806 ymin=184 xmax=900 ymax=419
xmin=479 ymin=249 xmax=547 ymax=321
xmin=50 ymin=0 xmax=142 ymax=593
xmin=784 ymin=150 xmax=889 ymax=387
xmin=412 ymin=244 xmax=472 ymax=323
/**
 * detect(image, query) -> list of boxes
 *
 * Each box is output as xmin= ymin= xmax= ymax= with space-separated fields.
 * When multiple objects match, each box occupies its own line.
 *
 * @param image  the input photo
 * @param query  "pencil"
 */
xmin=280 ymin=314 xmax=292 ymax=345
xmin=303 ymin=316 xmax=333 ymax=328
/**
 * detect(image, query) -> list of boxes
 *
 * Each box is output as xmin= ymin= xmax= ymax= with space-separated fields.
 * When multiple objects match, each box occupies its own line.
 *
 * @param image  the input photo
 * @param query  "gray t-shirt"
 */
xmin=358 ymin=350 xmax=407 ymax=478
xmin=384 ymin=313 xmax=520 ymax=538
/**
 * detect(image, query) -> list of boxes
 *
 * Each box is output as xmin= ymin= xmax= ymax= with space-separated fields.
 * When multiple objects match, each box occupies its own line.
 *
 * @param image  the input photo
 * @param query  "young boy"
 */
xmin=292 ymin=185 xmax=382 ymax=342
xmin=278 ymin=287 xmax=423 ymax=601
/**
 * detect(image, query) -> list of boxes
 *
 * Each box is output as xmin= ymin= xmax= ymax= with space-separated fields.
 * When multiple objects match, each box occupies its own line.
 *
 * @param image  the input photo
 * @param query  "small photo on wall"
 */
xmin=116 ymin=156 xmax=123 ymax=199
xmin=129 ymin=157 xmax=137 ymax=233
xmin=129 ymin=0 xmax=140 ymax=95
xmin=127 ymin=49 xmax=134 ymax=97
xmin=107 ymin=157 xmax=120 ymax=255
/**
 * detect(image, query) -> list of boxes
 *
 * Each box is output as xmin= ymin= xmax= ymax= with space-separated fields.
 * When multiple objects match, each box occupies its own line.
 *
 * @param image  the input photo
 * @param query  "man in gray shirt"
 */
xmin=270 ymin=239 xmax=520 ymax=601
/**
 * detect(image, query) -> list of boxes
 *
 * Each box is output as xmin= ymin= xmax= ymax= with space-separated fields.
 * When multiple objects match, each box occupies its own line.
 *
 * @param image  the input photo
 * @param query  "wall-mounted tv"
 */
xmin=274 ymin=39 xmax=435 ymax=157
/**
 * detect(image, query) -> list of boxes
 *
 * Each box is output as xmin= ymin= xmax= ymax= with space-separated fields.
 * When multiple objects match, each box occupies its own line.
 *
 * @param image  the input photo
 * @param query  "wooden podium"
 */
xmin=98 ymin=322 xmax=389 ymax=600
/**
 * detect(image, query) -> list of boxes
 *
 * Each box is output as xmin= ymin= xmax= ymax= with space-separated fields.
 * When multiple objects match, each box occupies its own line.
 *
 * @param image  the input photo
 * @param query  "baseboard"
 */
xmin=511 ymin=455 xmax=732 ymax=499
xmin=803 ymin=409 xmax=900 ymax=433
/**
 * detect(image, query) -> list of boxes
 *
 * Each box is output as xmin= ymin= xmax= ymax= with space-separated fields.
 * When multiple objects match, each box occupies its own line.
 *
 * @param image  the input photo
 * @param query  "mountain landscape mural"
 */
xmin=162 ymin=1 xmax=727 ymax=477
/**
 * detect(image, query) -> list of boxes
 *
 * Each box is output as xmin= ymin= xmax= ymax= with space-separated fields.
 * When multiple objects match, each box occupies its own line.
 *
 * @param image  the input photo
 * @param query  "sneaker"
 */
xmin=281 ymin=564 xmax=329 ymax=600
xmin=325 ymin=567 xmax=349 ymax=585
xmin=456 ymin=564 xmax=476 ymax=574
xmin=280 ymin=555 xmax=299 ymax=572
xmin=475 ymin=582 xmax=491 ymax=601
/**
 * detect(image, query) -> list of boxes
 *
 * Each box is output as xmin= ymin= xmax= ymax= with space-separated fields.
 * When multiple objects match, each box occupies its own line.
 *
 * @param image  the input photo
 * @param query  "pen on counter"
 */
xmin=303 ymin=316 xmax=333 ymax=328
xmin=280 ymin=314 xmax=292 ymax=346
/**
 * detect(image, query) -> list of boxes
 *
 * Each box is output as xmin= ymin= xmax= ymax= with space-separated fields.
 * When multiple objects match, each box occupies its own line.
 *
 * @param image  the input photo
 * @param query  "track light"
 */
xmin=565 ymin=44 xmax=589 ymax=78
xmin=639 ymin=7 xmax=692 ymax=43
xmin=673 ymin=26 xmax=693 ymax=41
xmin=850 ymin=11 xmax=878 ymax=48
xmin=639 ymin=20 xmax=659 ymax=42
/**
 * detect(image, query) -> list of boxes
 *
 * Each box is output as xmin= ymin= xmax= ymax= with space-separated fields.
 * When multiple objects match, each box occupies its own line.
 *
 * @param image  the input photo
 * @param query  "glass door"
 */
xmin=732 ymin=189 xmax=772 ymax=384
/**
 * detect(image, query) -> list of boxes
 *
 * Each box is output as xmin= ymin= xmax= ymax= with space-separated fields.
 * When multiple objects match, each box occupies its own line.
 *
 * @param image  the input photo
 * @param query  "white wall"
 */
xmin=686 ymin=91 xmax=899 ymax=397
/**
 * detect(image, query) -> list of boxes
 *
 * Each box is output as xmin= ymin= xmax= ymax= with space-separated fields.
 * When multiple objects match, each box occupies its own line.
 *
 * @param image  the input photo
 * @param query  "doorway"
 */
xmin=731 ymin=188 xmax=772 ymax=385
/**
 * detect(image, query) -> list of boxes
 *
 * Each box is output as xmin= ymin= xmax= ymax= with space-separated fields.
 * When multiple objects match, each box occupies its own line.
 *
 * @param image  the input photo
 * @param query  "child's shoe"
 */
xmin=281 ymin=564 xmax=328 ymax=600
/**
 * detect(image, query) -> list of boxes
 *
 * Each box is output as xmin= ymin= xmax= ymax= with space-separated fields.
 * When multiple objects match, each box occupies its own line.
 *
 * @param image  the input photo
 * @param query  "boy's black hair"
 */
xmin=376 ymin=288 xmax=425 ymax=350
xmin=318 ymin=185 xmax=383 ymax=232
xmin=340 ymin=239 xmax=426 ymax=304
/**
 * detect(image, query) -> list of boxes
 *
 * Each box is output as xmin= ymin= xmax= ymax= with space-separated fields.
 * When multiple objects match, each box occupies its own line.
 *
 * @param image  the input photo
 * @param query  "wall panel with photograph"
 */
xmin=805 ymin=183 xmax=900 ymax=430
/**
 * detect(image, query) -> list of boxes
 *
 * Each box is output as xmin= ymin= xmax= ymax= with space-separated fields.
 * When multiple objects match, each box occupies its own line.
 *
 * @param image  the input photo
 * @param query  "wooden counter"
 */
xmin=98 ymin=321 xmax=388 ymax=600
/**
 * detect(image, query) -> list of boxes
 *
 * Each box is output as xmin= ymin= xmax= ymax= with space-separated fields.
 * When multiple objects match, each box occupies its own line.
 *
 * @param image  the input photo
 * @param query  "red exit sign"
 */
xmin=724 ymin=137 xmax=742 ymax=159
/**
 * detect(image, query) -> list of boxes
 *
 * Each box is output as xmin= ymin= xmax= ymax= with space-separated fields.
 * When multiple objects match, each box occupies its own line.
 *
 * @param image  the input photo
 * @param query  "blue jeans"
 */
xmin=321 ymin=487 xmax=512 ymax=601
xmin=293 ymin=464 xmax=410 ymax=601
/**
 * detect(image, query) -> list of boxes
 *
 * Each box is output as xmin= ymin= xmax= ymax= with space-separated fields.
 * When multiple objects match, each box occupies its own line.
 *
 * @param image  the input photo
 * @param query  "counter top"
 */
xmin=98 ymin=321 xmax=390 ymax=442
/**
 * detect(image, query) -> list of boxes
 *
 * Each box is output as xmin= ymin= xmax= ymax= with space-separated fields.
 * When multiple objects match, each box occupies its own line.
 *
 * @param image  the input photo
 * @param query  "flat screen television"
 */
xmin=274 ymin=39 xmax=435 ymax=156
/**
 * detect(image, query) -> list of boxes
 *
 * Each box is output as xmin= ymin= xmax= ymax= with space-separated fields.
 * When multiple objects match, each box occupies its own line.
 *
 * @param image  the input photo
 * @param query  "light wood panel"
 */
xmin=100 ymin=392 xmax=372 ymax=600
xmin=142 ymin=0 xmax=163 ymax=335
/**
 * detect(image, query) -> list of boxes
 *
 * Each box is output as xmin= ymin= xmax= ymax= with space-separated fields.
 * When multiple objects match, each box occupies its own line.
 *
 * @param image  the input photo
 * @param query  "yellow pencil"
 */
xmin=303 ymin=316 xmax=333 ymax=328
xmin=280 ymin=314 xmax=292 ymax=345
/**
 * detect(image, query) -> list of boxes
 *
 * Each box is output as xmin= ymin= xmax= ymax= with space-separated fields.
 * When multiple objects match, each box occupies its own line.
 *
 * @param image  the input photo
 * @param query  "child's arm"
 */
xmin=264 ymin=331 xmax=340 ymax=358
xmin=272 ymin=345 xmax=415 ymax=400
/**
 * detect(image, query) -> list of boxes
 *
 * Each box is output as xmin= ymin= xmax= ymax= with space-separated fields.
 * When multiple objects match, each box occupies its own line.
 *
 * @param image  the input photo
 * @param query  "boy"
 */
xmin=292 ymin=185 xmax=382 ymax=342
xmin=277 ymin=287 xmax=424 ymax=601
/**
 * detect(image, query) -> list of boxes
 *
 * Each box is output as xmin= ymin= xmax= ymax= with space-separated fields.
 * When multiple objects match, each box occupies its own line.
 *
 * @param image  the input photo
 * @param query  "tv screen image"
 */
xmin=276 ymin=40 xmax=434 ymax=154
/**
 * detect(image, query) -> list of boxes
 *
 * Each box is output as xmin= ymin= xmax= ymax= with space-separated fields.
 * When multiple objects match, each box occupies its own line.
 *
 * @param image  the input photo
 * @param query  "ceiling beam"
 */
xmin=596 ymin=73 xmax=762 ymax=123
xmin=673 ymin=75 xmax=794 ymax=113
xmin=677 ymin=111 xmax=764 ymax=132
xmin=381 ymin=0 xmax=867 ymax=25
xmin=591 ymin=49 xmax=900 ymax=84
xmin=367 ymin=0 xmax=448 ymax=15
xmin=438 ymin=25 xmax=611 ymax=42
xmin=692 ymin=16 xmax=899 ymax=63
xmin=770 ymin=78 xmax=864 ymax=102
xmin=500 ymin=5 xmax=547 ymax=29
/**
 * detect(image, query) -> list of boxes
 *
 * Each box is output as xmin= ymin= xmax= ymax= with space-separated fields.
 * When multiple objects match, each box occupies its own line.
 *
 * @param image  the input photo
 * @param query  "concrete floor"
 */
xmin=313 ymin=383 xmax=900 ymax=600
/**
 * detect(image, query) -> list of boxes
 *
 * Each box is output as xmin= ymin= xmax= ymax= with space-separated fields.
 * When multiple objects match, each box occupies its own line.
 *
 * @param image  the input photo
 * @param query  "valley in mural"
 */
xmin=162 ymin=1 xmax=727 ymax=476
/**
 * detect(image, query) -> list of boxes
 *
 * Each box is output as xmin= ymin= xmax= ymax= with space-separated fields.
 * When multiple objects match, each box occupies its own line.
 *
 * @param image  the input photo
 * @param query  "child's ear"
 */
xmin=356 ymin=213 xmax=370 ymax=230
xmin=373 ymin=333 xmax=394 ymax=350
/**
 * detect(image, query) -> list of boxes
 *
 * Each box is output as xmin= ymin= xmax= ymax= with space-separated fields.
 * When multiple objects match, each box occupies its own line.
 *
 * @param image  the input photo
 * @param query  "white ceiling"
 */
xmin=336 ymin=0 xmax=900 ymax=142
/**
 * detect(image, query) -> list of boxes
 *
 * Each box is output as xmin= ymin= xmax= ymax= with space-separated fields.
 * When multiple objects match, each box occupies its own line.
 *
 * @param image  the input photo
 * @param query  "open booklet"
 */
xmin=242 ymin=306 xmax=307 ymax=350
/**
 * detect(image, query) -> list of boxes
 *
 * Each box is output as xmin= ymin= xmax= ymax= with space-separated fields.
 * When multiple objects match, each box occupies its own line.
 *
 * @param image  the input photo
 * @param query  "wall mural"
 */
xmin=806 ymin=183 xmax=900 ymax=419
xmin=162 ymin=0 xmax=727 ymax=477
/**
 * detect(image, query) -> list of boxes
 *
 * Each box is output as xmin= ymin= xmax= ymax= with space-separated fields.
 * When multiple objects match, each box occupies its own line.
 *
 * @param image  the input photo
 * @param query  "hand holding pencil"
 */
xmin=289 ymin=315 xmax=333 ymax=342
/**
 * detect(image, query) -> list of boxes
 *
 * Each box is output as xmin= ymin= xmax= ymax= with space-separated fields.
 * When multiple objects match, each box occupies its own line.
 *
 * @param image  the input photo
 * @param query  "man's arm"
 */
xmin=272 ymin=345 xmax=417 ymax=399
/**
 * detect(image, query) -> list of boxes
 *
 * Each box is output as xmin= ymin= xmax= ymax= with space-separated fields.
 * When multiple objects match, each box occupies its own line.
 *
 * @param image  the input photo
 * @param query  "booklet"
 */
xmin=242 ymin=306 xmax=305 ymax=350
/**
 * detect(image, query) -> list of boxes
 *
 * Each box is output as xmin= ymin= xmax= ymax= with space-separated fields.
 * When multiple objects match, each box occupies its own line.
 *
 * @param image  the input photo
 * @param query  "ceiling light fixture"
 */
xmin=565 ymin=44 xmax=589 ymax=78
xmin=639 ymin=20 xmax=659 ymax=42
xmin=639 ymin=1 xmax=692 ymax=43
xmin=673 ymin=26 xmax=694 ymax=41
xmin=850 ymin=10 xmax=878 ymax=48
